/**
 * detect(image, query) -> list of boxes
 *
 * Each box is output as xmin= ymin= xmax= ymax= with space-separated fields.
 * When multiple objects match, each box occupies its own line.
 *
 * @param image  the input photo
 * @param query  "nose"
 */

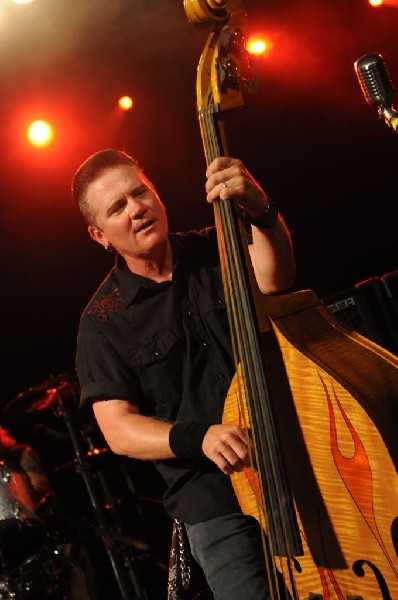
xmin=125 ymin=196 xmax=145 ymax=220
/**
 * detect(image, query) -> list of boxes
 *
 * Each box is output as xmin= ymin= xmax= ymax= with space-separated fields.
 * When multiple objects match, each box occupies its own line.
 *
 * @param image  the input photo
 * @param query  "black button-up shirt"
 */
xmin=76 ymin=227 xmax=241 ymax=523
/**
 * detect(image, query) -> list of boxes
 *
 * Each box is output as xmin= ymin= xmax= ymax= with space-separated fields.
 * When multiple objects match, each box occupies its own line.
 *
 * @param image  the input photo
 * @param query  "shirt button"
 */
xmin=218 ymin=373 xmax=224 ymax=380
xmin=202 ymin=342 xmax=208 ymax=348
xmin=154 ymin=350 xmax=160 ymax=358
xmin=187 ymin=310 xmax=194 ymax=318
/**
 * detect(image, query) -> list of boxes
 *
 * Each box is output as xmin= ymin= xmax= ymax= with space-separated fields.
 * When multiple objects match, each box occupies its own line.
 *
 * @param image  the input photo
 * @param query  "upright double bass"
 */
xmin=183 ymin=1 xmax=398 ymax=598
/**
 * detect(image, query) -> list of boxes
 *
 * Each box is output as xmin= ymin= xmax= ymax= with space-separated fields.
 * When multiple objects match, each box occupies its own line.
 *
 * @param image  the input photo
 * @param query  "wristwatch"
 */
xmin=244 ymin=199 xmax=279 ymax=230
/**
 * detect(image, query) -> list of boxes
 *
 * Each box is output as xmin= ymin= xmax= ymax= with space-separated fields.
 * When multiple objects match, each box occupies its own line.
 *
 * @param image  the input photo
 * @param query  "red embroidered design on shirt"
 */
xmin=88 ymin=288 xmax=123 ymax=322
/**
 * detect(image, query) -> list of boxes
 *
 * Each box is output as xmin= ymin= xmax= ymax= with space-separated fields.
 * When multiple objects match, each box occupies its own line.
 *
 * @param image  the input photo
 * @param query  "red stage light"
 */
xmin=118 ymin=96 xmax=134 ymax=111
xmin=27 ymin=120 xmax=54 ymax=147
xmin=246 ymin=37 xmax=272 ymax=57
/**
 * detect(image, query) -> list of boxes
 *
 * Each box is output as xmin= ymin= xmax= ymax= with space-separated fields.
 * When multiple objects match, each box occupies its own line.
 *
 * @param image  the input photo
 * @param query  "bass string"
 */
xmin=199 ymin=105 xmax=298 ymax=594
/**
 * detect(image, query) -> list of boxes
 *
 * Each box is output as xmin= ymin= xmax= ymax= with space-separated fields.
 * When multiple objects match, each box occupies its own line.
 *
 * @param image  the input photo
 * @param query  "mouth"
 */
xmin=134 ymin=218 xmax=155 ymax=234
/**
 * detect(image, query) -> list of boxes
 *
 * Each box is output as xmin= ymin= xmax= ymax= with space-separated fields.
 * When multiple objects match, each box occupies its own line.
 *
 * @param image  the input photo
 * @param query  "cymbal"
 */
xmin=4 ymin=387 xmax=61 ymax=417
xmin=4 ymin=370 xmax=78 ymax=417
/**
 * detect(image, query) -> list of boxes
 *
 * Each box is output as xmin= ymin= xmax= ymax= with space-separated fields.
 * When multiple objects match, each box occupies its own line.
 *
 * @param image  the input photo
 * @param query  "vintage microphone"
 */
xmin=354 ymin=52 xmax=398 ymax=134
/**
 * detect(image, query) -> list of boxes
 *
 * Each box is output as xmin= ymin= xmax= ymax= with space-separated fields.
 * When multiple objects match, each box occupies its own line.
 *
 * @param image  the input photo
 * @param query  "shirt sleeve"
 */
xmin=76 ymin=316 xmax=142 ymax=408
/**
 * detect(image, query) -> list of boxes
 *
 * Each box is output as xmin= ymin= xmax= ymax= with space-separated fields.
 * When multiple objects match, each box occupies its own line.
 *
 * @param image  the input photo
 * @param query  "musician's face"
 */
xmin=86 ymin=164 xmax=169 ymax=260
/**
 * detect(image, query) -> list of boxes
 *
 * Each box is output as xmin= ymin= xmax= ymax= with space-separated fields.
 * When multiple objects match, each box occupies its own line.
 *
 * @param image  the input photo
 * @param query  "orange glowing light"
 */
xmin=12 ymin=0 xmax=36 ymax=4
xmin=246 ymin=37 xmax=271 ymax=57
xmin=27 ymin=120 xmax=54 ymax=147
xmin=369 ymin=0 xmax=383 ymax=5
xmin=118 ymin=96 xmax=134 ymax=111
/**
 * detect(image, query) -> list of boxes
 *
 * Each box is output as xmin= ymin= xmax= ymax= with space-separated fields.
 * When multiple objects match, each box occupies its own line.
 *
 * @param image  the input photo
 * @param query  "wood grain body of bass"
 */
xmin=223 ymin=288 xmax=398 ymax=600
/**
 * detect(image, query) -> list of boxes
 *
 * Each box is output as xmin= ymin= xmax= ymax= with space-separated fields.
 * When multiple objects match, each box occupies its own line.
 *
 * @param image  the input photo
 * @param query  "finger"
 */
xmin=212 ymin=452 xmax=235 ymax=475
xmin=215 ymin=452 xmax=245 ymax=474
xmin=206 ymin=181 xmax=229 ymax=204
xmin=205 ymin=168 xmax=229 ymax=192
xmin=219 ymin=181 xmax=229 ymax=199
xmin=204 ymin=441 xmax=244 ymax=474
xmin=221 ymin=438 xmax=249 ymax=471
xmin=206 ymin=156 xmax=235 ymax=178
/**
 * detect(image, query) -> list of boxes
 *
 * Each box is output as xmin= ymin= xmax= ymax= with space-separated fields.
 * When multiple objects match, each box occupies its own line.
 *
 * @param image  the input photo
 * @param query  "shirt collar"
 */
xmin=112 ymin=234 xmax=183 ymax=307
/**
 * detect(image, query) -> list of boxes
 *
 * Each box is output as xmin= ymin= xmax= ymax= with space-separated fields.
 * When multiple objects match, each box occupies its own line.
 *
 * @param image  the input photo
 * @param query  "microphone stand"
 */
xmin=378 ymin=105 xmax=398 ymax=134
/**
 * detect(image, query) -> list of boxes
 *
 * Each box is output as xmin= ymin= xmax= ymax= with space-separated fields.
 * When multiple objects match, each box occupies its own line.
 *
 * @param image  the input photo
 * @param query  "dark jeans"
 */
xmin=185 ymin=513 xmax=272 ymax=600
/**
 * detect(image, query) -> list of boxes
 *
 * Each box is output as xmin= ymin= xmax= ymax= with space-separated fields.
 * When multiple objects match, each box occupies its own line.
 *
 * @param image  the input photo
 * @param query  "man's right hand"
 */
xmin=202 ymin=424 xmax=251 ymax=475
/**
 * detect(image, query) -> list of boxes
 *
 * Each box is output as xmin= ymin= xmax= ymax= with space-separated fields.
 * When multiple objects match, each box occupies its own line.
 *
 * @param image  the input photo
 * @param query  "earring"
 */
xmin=104 ymin=245 xmax=114 ymax=253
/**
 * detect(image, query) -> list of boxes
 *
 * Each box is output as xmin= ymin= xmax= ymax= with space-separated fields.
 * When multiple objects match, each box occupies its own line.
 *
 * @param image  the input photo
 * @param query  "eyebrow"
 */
xmin=132 ymin=183 xmax=149 ymax=196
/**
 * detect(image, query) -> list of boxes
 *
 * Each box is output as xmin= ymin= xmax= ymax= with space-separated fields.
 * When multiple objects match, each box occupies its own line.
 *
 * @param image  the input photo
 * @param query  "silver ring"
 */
xmin=222 ymin=182 xmax=228 ymax=189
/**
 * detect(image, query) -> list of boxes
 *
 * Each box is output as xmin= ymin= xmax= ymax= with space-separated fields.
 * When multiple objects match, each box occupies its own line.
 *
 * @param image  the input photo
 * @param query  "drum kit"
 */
xmin=0 ymin=370 xmax=168 ymax=600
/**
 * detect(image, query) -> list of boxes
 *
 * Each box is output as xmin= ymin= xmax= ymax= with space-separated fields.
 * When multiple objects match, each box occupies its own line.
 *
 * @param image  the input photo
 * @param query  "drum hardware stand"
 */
xmin=55 ymin=384 xmax=149 ymax=600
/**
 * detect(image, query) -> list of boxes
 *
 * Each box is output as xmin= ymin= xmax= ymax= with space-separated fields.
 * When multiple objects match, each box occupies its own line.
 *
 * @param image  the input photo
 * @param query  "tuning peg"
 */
xmin=217 ymin=58 xmax=260 ymax=95
xmin=218 ymin=27 xmax=246 ymax=59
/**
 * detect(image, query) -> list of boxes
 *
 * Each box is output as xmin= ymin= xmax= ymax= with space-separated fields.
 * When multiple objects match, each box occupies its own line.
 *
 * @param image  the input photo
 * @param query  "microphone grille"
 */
xmin=354 ymin=52 xmax=394 ymax=107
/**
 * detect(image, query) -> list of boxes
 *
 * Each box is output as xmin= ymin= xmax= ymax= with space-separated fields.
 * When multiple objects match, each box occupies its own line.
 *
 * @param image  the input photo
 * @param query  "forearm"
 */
xmin=93 ymin=400 xmax=174 ymax=460
xmin=249 ymin=214 xmax=296 ymax=294
xmin=93 ymin=399 xmax=250 ymax=474
xmin=204 ymin=157 xmax=296 ymax=293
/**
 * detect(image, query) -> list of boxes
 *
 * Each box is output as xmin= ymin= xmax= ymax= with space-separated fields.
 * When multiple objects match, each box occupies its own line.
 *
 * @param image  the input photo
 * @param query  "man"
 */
xmin=72 ymin=149 xmax=296 ymax=599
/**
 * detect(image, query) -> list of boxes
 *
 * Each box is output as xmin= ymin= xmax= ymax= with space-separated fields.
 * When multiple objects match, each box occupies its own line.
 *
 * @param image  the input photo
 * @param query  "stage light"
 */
xmin=246 ymin=37 xmax=272 ymax=57
xmin=27 ymin=120 xmax=54 ymax=147
xmin=369 ymin=0 xmax=398 ymax=7
xmin=118 ymin=96 xmax=134 ymax=111
xmin=11 ymin=0 xmax=36 ymax=4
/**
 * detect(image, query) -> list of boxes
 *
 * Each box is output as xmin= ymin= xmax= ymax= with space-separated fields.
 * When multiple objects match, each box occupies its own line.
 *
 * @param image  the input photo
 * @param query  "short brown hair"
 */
xmin=72 ymin=149 xmax=139 ymax=225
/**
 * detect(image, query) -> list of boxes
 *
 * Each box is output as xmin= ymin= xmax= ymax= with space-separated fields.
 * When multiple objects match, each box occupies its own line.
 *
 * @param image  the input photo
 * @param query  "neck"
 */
xmin=124 ymin=239 xmax=173 ymax=282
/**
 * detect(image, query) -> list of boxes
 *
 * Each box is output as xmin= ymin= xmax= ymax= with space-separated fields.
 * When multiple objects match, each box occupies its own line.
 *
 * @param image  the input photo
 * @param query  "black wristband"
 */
xmin=169 ymin=422 xmax=213 ymax=458
xmin=244 ymin=199 xmax=279 ymax=230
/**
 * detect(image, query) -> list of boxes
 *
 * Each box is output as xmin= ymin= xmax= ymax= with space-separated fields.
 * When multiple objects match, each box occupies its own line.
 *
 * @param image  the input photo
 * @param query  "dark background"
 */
xmin=2 ymin=0 xmax=398 ymax=405
xmin=1 ymin=0 xmax=398 ymax=596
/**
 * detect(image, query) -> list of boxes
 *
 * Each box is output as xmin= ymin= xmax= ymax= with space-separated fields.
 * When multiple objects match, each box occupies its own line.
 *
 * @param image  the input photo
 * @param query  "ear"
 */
xmin=88 ymin=225 xmax=110 ymax=249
